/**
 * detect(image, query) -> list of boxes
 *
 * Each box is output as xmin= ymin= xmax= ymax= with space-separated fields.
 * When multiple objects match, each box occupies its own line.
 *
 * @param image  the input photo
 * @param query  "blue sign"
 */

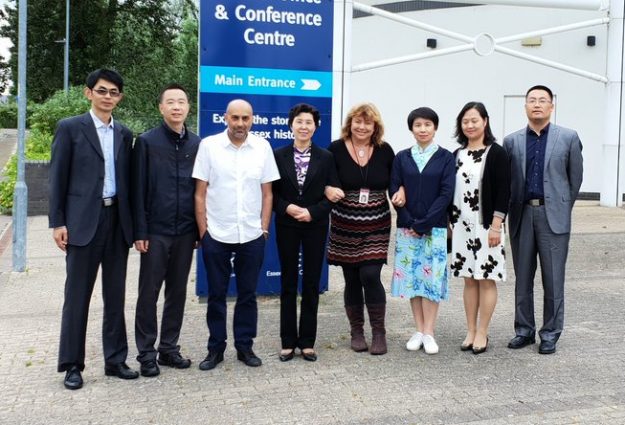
xmin=197 ymin=0 xmax=334 ymax=296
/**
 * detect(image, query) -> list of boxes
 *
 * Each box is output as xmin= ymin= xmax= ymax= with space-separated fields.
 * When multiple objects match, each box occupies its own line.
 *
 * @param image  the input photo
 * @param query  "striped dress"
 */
xmin=327 ymin=140 xmax=395 ymax=266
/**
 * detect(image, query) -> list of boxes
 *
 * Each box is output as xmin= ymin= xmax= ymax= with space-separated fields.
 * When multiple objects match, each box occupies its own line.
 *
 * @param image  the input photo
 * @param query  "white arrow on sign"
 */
xmin=301 ymin=79 xmax=321 ymax=91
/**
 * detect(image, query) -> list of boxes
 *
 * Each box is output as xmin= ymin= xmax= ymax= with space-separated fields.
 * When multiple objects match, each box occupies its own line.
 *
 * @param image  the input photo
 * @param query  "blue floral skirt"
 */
xmin=391 ymin=227 xmax=449 ymax=302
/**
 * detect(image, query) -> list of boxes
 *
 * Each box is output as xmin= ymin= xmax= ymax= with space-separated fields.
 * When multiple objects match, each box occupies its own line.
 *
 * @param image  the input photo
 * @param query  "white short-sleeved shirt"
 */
xmin=192 ymin=129 xmax=280 ymax=244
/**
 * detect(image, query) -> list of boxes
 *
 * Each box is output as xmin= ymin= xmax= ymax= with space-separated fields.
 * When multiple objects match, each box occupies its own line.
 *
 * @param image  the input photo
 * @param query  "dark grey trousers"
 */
xmin=510 ymin=205 xmax=570 ymax=343
xmin=135 ymin=232 xmax=196 ymax=362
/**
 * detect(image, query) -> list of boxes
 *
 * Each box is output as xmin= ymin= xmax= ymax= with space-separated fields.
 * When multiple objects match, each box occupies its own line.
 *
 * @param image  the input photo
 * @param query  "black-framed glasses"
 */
xmin=92 ymin=88 xmax=121 ymax=98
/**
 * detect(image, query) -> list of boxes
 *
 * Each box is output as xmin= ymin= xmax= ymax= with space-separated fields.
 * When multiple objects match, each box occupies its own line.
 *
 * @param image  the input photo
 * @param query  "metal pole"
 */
xmin=600 ymin=0 xmax=625 ymax=206
xmin=64 ymin=0 xmax=69 ymax=94
xmin=13 ymin=0 xmax=28 ymax=272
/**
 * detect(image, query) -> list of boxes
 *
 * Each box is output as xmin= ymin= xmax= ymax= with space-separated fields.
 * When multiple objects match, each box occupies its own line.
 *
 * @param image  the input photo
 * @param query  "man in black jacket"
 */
xmin=131 ymin=83 xmax=201 ymax=376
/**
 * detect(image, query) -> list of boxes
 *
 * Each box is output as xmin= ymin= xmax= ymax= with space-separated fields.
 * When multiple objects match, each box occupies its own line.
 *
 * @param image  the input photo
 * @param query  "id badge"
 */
xmin=358 ymin=188 xmax=370 ymax=204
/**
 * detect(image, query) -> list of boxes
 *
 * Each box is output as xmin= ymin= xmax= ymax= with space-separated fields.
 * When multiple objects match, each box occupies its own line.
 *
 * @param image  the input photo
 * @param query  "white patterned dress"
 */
xmin=449 ymin=148 xmax=506 ymax=282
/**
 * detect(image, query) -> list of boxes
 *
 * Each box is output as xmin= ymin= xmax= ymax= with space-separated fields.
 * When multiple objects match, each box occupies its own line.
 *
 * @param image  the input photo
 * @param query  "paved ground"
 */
xmin=0 ymin=127 xmax=624 ymax=424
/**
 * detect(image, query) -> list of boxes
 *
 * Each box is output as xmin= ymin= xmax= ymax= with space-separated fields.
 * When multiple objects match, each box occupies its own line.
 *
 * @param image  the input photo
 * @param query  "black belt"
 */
xmin=527 ymin=198 xmax=544 ymax=206
xmin=102 ymin=196 xmax=117 ymax=207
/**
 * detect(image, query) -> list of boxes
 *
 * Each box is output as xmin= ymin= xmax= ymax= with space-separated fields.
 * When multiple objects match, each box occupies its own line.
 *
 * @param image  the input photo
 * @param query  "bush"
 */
xmin=29 ymin=87 xmax=89 ymax=135
xmin=0 ymin=86 xmax=87 ymax=212
xmin=0 ymin=100 xmax=35 ymax=129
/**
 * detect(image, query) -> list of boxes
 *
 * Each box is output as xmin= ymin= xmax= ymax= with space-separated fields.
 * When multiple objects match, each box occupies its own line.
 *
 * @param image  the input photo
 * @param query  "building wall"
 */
xmin=348 ymin=4 xmax=608 ymax=194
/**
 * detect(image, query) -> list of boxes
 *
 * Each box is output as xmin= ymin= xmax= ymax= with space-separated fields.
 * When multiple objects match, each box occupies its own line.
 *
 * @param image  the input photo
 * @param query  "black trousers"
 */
xmin=342 ymin=263 xmax=386 ymax=307
xmin=58 ymin=205 xmax=130 ymax=372
xmin=135 ymin=231 xmax=196 ymax=362
xmin=276 ymin=223 xmax=328 ymax=349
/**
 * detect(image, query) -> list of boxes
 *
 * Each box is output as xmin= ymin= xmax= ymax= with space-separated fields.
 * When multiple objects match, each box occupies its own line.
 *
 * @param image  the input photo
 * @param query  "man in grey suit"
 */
xmin=49 ymin=69 xmax=138 ymax=389
xmin=503 ymin=85 xmax=583 ymax=355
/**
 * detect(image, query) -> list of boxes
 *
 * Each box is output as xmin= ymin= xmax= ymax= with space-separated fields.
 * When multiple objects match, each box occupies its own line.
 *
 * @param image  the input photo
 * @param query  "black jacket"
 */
xmin=131 ymin=122 xmax=200 ymax=239
xmin=49 ymin=112 xmax=134 ymax=247
xmin=272 ymin=143 xmax=339 ymax=228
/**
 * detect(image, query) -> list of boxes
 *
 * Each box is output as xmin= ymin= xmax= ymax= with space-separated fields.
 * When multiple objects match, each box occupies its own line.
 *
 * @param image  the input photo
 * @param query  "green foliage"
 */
xmin=0 ymin=86 xmax=87 ymax=211
xmin=29 ymin=86 xmax=89 ymax=135
xmin=0 ymin=154 xmax=17 ymax=213
xmin=0 ymin=101 xmax=18 ymax=128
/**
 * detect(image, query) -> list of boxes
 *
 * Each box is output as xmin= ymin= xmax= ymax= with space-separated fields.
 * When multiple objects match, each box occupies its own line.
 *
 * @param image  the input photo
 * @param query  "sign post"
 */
xmin=197 ymin=0 xmax=335 ymax=296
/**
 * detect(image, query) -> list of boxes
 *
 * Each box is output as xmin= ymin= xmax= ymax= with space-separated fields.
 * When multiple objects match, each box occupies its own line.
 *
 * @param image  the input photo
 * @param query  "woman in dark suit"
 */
xmin=273 ymin=103 xmax=341 ymax=362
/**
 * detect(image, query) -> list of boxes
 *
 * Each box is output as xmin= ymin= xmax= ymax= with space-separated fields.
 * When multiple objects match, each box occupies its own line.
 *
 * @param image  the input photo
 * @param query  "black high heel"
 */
xmin=472 ymin=337 xmax=489 ymax=355
xmin=460 ymin=343 xmax=473 ymax=351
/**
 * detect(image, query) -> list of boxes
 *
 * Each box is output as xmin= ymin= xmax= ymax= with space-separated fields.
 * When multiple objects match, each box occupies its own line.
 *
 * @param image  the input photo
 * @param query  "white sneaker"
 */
xmin=422 ymin=334 xmax=439 ymax=355
xmin=406 ymin=332 xmax=423 ymax=351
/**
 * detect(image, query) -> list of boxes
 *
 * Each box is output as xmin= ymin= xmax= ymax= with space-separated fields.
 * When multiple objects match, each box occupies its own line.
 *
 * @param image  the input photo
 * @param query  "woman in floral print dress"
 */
xmin=449 ymin=102 xmax=510 ymax=355
xmin=390 ymin=107 xmax=455 ymax=355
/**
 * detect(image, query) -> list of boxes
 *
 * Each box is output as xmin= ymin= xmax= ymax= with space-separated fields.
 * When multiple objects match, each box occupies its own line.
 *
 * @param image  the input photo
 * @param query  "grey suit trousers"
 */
xmin=510 ymin=204 xmax=570 ymax=342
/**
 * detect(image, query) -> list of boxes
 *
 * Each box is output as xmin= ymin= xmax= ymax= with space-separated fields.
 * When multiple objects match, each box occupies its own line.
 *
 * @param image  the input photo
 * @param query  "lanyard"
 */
xmin=350 ymin=140 xmax=370 ymax=187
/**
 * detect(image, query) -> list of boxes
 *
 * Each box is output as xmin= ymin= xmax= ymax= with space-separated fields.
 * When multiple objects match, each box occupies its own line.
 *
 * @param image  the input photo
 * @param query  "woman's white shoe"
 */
xmin=406 ymin=332 xmax=423 ymax=351
xmin=422 ymin=334 xmax=439 ymax=354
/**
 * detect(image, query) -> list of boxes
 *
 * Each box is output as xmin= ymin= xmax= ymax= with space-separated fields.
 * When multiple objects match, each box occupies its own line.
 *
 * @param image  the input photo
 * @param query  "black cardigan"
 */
xmin=453 ymin=142 xmax=511 ymax=229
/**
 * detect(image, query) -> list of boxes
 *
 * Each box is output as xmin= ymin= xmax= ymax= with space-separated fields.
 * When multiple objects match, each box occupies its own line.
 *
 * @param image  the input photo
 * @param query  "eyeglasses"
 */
xmin=526 ymin=98 xmax=551 ymax=106
xmin=92 ymin=88 xmax=121 ymax=98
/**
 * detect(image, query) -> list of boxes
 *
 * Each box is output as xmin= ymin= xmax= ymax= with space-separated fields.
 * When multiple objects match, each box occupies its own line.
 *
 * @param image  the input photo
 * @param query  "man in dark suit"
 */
xmin=503 ymin=85 xmax=583 ymax=355
xmin=49 ymin=68 xmax=139 ymax=390
xmin=132 ymin=83 xmax=200 ymax=377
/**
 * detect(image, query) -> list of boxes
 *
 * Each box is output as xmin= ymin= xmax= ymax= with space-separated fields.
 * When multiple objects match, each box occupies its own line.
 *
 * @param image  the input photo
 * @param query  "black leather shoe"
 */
xmin=507 ymin=335 xmax=536 ymax=349
xmin=199 ymin=351 xmax=224 ymax=371
xmin=237 ymin=350 xmax=262 ymax=367
xmin=301 ymin=350 xmax=317 ymax=362
xmin=538 ymin=340 xmax=557 ymax=354
xmin=279 ymin=349 xmax=295 ymax=362
xmin=158 ymin=352 xmax=191 ymax=369
xmin=64 ymin=366 xmax=83 ymax=390
xmin=104 ymin=362 xmax=139 ymax=379
xmin=140 ymin=360 xmax=160 ymax=377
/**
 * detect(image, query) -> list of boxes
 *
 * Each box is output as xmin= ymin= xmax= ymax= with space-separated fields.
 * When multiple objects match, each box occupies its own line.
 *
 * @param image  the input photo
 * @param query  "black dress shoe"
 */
xmin=538 ymin=340 xmax=557 ymax=354
xmin=472 ymin=337 xmax=489 ymax=355
xmin=104 ymin=362 xmax=139 ymax=380
xmin=237 ymin=350 xmax=262 ymax=367
xmin=158 ymin=352 xmax=191 ymax=369
xmin=140 ymin=359 xmax=160 ymax=377
xmin=507 ymin=335 xmax=536 ymax=349
xmin=64 ymin=366 xmax=83 ymax=390
xmin=301 ymin=350 xmax=317 ymax=362
xmin=199 ymin=351 xmax=224 ymax=371
xmin=279 ymin=349 xmax=295 ymax=362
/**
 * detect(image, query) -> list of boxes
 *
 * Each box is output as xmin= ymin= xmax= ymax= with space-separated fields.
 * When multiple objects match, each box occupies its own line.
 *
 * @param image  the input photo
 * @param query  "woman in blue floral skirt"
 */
xmin=390 ymin=107 xmax=455 ymax=355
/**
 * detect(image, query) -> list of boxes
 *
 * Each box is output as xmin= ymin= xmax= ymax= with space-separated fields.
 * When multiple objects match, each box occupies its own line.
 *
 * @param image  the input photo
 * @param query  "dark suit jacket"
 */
xmin=49 ymin=112 xmax=133 ymax=247
xmin=272 ymin=143 xmax=339 ymax=228
xmin=503 ymin=123 xmax=583 ymax=237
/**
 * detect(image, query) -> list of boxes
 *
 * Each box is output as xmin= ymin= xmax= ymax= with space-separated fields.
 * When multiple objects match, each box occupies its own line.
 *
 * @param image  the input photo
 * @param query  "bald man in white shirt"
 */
xmin=193 ymin=99 xmax=280 ymax=370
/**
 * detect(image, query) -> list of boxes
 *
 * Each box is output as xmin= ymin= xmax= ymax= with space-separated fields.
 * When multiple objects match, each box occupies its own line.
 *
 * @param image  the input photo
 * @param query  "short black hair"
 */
xmin=407 ymin=107 xmax=439 ymax=130
xmin=454 ymin=101 xmax=496 ymax=147
xmin=85 ymin=68 xmax=124 ymax=92
xmin=288 ymin=103 xmax=320 ymax=128
xmin=525 ymin=85 xmax=553 ymax=101
xmin=158 ymin=83 xmax=190 ymax=104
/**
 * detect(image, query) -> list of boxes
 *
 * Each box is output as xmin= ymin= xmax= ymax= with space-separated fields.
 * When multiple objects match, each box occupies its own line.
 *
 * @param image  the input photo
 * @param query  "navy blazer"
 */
xmin=48 ymin=112 xmax=134 ymax=247
xmin=272 ymin=143 xmax=339 ymax=228
xmin=390 ymin=146 xmax=455 ymax=234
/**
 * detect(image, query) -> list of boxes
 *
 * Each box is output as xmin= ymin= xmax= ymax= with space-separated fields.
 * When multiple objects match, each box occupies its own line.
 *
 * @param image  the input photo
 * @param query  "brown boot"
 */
xmin=367 ymin=303 xmax=387 ymax=355
xmin=345 ymin=305 xmax=368 ymax=352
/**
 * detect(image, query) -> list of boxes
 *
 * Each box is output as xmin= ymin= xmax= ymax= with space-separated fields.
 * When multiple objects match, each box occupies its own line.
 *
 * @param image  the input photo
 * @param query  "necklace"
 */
xmin=351 ymin=140 xmax=369 ymax=159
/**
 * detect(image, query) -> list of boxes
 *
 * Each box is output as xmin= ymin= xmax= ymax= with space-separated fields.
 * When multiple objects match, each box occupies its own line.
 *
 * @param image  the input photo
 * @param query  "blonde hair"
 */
xmin=340 ymin=103 xmax=386 ymax=147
